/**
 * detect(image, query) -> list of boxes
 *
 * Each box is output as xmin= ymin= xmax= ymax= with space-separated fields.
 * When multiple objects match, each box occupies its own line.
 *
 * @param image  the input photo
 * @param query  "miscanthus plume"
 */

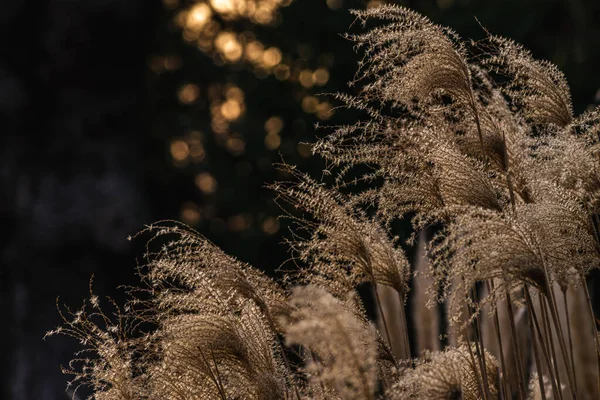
xmin=48 ymin=5 xmax=600 ymax=400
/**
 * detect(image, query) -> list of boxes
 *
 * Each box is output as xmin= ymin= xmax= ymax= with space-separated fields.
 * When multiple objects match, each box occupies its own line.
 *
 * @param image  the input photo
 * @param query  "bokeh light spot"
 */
xmin=195 ymin=172 xmax=218 ymax=194
xmin=262 ymin=217 xmax=280 ymax=234
xmin=264 ymin=116 xmax=284 ymax=135
xmin=316 ymin=101 xmax=333 ymax=120
xmin=221 ymin=99 xmax=243 ymax=120
xmin=301 ymin=96 xmax=318 ymax=113
xmin=226 ymin=135 xmax=246 ymax=155
xmin=326 ymin=0 xmax=343 ymax=9
xmin=186 ymin=3 xmax=212 ymax=30
xmin=299 ymin=69 xmax=314 ymax=88
xmin=178 ymin=83 xmax=200 ymax=104
xmin=313 ymin=68 xmax=329 ymax=86
xmin=229 ymin=214 xmax=252 ymax=232
xmin=264 ymin=134 xmax=281 ymax=150
xmin=170 ymin=139 xmax=190 ymax=161
xmin=274 ymin=64 xmax=290 ymax=80
xmin=181 ymin=202 xmax=202 ymax=225
xmin=262 ymin=47 xmax=282 ymax=68
xmin=245 ymin=41 xmax=264 ymax=62
xmin=215 ymin=32 xmax=243 ymax=62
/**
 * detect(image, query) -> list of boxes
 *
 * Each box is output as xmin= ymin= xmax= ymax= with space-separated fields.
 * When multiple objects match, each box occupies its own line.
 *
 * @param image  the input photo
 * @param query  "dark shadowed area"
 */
xmin=1 ymin=0 xmax=599 ymax=398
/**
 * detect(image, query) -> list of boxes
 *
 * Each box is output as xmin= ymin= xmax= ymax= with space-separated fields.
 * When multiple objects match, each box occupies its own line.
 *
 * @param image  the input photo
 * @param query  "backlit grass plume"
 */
xmin=49 ymin=5 xmax=600 ymax=400
xmin=388 ymin=345 xmax=498 ymax=400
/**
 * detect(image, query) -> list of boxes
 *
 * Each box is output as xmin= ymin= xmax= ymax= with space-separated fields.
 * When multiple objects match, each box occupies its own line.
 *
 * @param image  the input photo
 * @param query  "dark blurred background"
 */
xmin=1 ymin=0 xmax=599 ymax=398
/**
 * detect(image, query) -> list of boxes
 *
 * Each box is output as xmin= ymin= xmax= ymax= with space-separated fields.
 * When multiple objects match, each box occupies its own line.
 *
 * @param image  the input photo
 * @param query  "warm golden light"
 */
xmin=178 ymin=83 xmax=200 ymax=104
xmin=225 ymin=85 xmax=244 ymax=101
xmin=195 ymin=172 xmax=217 ymax=194
xmin=170 ymin=139 xmax=190 ymax=161
xmin=301 ymin=96 xmax=318 ymax=113
xmin=366 ymin=0 xmax=383 ymax=8
xmin=264 ymin=134 xmax=281 ymax=150
xmin=262 ymin=216 xmax=280 ymax=234
xmin=316 ymin=101 xmax=334 ymax=120
xmin=245 ymin=41 xmax=264 ymax=62
xmin=220 ymin=99 xmax=242 ymax=120
xmin=181 ymin=202 xmax=202 ymax=225
xmin=210 ymin=0 xmax=237 ymax=15
xmin=187 ymin=131 xmax=206 ymax=162
xmin=186 ymin=3 xmax=212 ymax=30
xmin=299 ymin=69 xmax=314 ymax=88
xmin=215 ymin=32 xmax=243 ymax=62
xmin=226 ymin=136 xmax=245 ymax=155
xmin=252 ymin=6 xmax=274 ymax=24
xmin=274 ymin=64 xmax=290 ymax=80
xmin=228 ymin=214 xmax=252 ymax=232
xmin=205 ymin=0 xmax=292 ymax=25
xmin=210 ymin=103 xmax=229 ymax=133
xmin=264 ymin=116 xmax=283 ymax=135
xmin=313 ymin=68 xmax=329 ymax=86
xmin=164 ymin=55 xmax=182 ymax=71
xmin=326 ymin=0 xmax=343 ymax=9
xmin=262 ymin=47 xmax=282 ymax=68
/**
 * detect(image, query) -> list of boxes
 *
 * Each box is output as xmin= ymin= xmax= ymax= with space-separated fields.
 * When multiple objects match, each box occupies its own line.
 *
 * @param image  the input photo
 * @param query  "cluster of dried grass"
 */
xmin=48 ymin=6 xmax=600 ymax=399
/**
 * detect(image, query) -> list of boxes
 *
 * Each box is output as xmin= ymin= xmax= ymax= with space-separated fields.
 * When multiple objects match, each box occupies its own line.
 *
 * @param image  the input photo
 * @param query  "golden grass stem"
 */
xmin=504 ymin=284 xmax=527 ymax=400
xmin=524 ymin=288 xmax=548 ymax=400
xmin=396 ymin=291 xmax=412 ymax=360
xmin=539 ymin=292 xmax=564 ymax=400
xmin=373 ymin=284 xmax=399 ymax=367
xmin=464 ymin=326 xmax=487 ymax=400
xmin=487 ymin=280 xmax=511 ymax=399
xmin=526 ymin=288 xmax=562 ymax=400
xmin=545 ymin=282 xmax=578 ymax=399
xmin=562 ymin=287 xmax=578 ymax=400
xmin=580 ymin=273 xmax=600 ymax=397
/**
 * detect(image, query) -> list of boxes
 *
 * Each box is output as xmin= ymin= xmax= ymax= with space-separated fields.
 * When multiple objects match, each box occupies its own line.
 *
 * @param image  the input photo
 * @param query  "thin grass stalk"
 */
xmin=544 ymin=282 xmax=578 ymax=398
xmin=463 ymin=277 xmax=492 ymax=399
xmin=526 ymin=287 xmax=563 ymax=400
xmin=464 ymin=326 xmax=488 ymax=400
xmin=562 ymin=287 xmax=578 ymax=400
xmin=584 ymin=210 xmax=600 ymax=395
xmin=475 ymin=323 xmax=493 ymax=400
xmin=549 ymin=284 xmax=578 ymax=397
xmin=501 ymin=131 xmax=517 ymax=215
xmin=210 ymin=350 xmax=229 ymax=400
xmin=524 ymin=289 xmax=548 ymax=400
xmin=396 ymin=291 xmax=412 ymax=360
xmin=469 ymin=287 xmax=493 ymax=400
xmin=579 ymin=273 xmax=600 ymax=396
xmin=472 ymin=100 xmax=486 ymax=163
xmin=500 ymin=131 xmax=521 ymax=399
xmin=487 ymin=280 xmax=511 ymax=398
xmin=198 ymin=348 xmax=228 ymax=400
xmin=586 ymin=210 xmax=600 ymax=245
xmin=594 ymin=213 xmax=600 ymax=242
xmin=539 ymin=292 xmax=564 ymax=400
xmin=373 ymin=284 xmax=399 ymax=367
xmin=471 ymin=315 xmax=491 ymax=400
xmin=504 ymin=283 xmax=528 ymax=400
